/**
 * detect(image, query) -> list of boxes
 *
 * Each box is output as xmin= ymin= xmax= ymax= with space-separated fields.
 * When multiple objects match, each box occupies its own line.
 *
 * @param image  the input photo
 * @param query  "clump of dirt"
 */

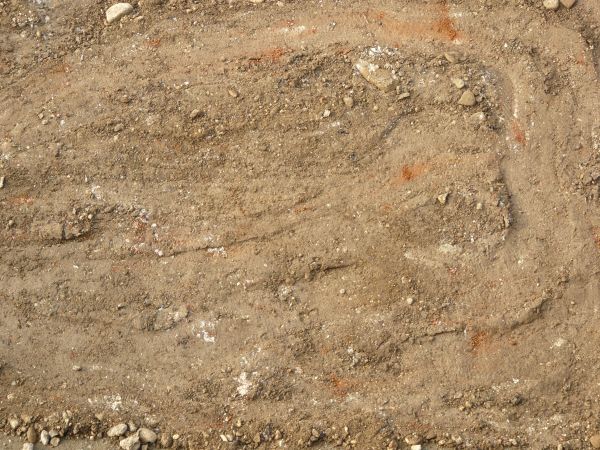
xmin=1 ymin=0 xmax=600 ymax=448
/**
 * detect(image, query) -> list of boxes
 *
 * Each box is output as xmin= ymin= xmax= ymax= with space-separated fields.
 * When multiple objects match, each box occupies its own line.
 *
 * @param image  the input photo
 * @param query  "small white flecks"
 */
xmin=194 ymin=320 xmax=216 ymax=343
xmin=207 ymin=247 xmax=227 ymax=257
xmin=236 ymin=372 xmax=253 ymax=397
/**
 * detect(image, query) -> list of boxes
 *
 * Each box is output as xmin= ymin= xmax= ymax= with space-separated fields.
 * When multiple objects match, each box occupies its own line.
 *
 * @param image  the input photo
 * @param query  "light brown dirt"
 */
xmin=1 ymin=0 xmax=600 ymax=449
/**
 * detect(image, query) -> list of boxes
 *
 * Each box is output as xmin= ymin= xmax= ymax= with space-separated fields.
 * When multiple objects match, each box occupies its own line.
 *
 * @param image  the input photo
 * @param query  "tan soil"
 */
xmin=1 ymin=0 xmax=600 ymax=448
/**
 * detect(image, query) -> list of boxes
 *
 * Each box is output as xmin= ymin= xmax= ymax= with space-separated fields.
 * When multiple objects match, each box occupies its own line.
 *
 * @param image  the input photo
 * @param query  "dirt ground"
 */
xmin=1 ymin=0 xmax=600 ymax=448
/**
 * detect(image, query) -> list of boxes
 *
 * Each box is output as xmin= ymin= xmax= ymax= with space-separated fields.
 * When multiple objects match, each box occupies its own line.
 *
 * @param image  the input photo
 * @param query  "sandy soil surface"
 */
xmin=1 ymin=0 xmax=600 ymax=448
xmin=0 ymin=435 xmax=112 ymax=450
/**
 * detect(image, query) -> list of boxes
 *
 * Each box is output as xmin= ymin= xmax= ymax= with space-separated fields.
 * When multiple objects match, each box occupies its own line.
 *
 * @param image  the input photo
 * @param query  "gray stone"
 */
xmin=451 ymin=77 xmax=465 ymax=89
xmin=139 ymin=428 xmax=157 ymax=444
xmin=106 ymin=3 xmax=134 ymax=23
xmin=355 ymin=59 xmax=398 ymax=92
xmin=120 ymin=434 xmax=141 ymax=450
xmin=107 ymin=423 xmax=128 ymax=437
xmin=458 ymin=90 xmax=476 ymax=106
xmin=444 ymin=52 xmax=461 ymax=64
xmin=50 ymin=437 xmax=60 ymax=447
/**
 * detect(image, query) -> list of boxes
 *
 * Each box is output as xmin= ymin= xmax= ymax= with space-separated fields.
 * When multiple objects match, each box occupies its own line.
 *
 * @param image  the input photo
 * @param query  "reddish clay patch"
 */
xmin=329 ymin=373 xmax=354 ymax=398
xmin=248 ymin=47 xmax=289 ymax=64
xmin=593 ymin=227 xmax=600 ymax=249
xmin=511 ymin=120 xmax=526 ymax=145
xmin=390 ymin=163 xmax=428 ymax=186
xmin=470 ymin=330 xmax=489 ymax=353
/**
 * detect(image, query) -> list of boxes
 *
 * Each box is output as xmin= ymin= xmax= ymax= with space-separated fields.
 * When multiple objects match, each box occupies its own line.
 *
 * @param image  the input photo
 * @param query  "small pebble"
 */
xmin=323 ymin=109 xmax=331 ymax=118
xmin=451 ymin=77 xmax=465 ymax=89
xmin=343 ymin=96 xmax=354 ymax=108
xmin=106 ymin=3 xmax=134 ymax=23
xmin=458 ymin=90 xmax=477 ymax=106
xmin=114 ymin=123 xmax=124 ymax=133
xmin=406 ymin=297 xmax=414 ymax=305
xmin=120 ymin=434 xmax=140 ymax=450
xmin=23 ymin=444 xmax=34 ymax=450
xmin=50 ymin=437 xmax=60 ymax=447
xmin=398 ymin=92 xmax=410 ymax=99
xmin=560 ymin=0 xmax=576 ymax=8
xmin=107 ymin=423 xmax=128 ymax=437
xmin=27 ymin=427 xmax=38 ymax=443
xmin=72 ymin=365 xmax=81 ymax=371
xmin=0 ymin=176 xmax=4 ymax=188
xmin=590 ymin=434 xmax=600 ymax=449
xmin=543 ymin=0 xmax=559 ymax=9
xmin=444 ymin=52 xmax=460 ymax=64
xmin=189 ymin=109 xmax=202 ymax=120
xmin=437 ymin=193 xmax=449 ymax=204
xmin=40 ymin=430 xmax=50 ymax=445
xmin=139 ymin=428 xmax=157 ymax=444
xmin=228 ymin=89 xmax=239 ymax=98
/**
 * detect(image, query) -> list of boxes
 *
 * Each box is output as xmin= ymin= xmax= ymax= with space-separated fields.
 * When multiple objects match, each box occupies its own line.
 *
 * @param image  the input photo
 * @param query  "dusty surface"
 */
xmin=1 ymin=0 xmax=600 ymax=448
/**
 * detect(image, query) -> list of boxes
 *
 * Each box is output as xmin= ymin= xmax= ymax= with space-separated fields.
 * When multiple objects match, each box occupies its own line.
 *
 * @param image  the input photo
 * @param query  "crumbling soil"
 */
xmin=1 ymin=0 xmax=600 ymax=448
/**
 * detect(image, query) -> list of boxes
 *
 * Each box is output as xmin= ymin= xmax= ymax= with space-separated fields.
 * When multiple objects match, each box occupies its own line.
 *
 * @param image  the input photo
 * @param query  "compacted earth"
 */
xmin=1 ymin=0 xmax=600 ymax=448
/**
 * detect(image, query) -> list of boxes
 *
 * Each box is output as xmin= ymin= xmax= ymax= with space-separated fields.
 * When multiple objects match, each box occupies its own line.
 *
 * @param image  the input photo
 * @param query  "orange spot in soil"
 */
xmin=575 ymin=50 xmax=586 ymax=65
xmin=433 ymin=16 xmax=459 ymax=41
xmin=248 ymin=47 xmax=289 ymax=64
xmin=6 ymin=196 xmax=34 ymax=205
xmin=146 ymin=38 xmax=161 ymax=48
xmin=435 ymin=1 xmax=460 ymax=41
xmin=329 ymin=373 xmax=353 ymax=398
xmin=365 ymin=2 xmax=460 ymax=42
xmin=511 ymin=120 xmax=526 ymax=145
xmin=592 ymin=227 xmax=600 ymax=249
xmin=470 ymin=330 xmax=489 ymax=352
xmin=48 ymin=62 xmax=71 ymax=74
xmin=390 ymin=163 xmax=428 ymax=186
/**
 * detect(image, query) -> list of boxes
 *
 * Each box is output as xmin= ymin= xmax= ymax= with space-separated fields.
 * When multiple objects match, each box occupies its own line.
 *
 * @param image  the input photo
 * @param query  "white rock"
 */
xmin=139 ymin=428 xmax=157 ymax=444
xmin=120 ymin=434 xmax=140 ymax=450
xmin=107 ymin=423 xmax=128 ymax=437
xmin=9 ymin=418 xmax=20 ymax=429
xmin=451 ymin=77 xmax=465 ymax=89
xmin=23 ymin=444 xmax=34 ymax=450
xmin=106 ymin=3 xmax=134 ymax=23
xmin=543 ymin=0 xmax=559 ymax=9
xmin=40 ymin=430 xmax=50 ymax=445
xmin=355 ymin=59 xmax=398 ymax=92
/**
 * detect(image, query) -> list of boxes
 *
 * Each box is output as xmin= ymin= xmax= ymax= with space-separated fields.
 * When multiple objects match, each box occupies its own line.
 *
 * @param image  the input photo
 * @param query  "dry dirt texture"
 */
xmin=1 ymin=0 xmax=600 ymax=448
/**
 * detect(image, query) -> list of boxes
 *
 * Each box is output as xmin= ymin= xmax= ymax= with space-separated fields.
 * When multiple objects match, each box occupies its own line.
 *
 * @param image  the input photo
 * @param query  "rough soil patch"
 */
xmin=1 ymin=0 xmax=600 ymax=449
